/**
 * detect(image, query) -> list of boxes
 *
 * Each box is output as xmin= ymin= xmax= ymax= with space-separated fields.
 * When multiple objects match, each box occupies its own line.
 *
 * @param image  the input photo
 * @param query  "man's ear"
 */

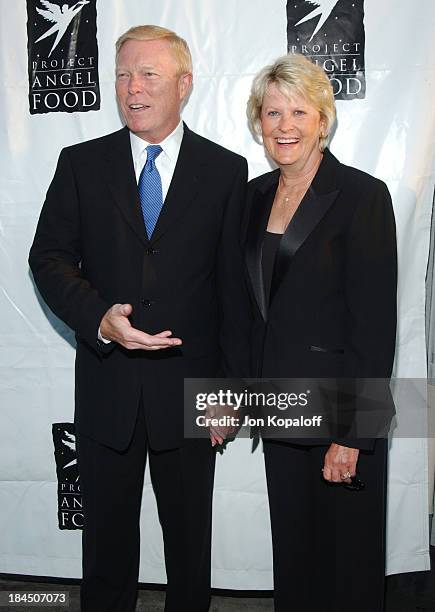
xmin=179 ymin=73 xmax=193 ymax=100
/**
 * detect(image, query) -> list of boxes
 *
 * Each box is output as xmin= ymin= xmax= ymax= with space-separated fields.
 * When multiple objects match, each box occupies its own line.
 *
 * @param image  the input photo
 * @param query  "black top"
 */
xmin=262 ymin=230 xmax=282 ymax=303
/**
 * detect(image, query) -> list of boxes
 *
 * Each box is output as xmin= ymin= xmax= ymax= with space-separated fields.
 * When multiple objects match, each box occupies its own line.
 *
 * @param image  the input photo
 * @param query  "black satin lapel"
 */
xmin=245 ymin=184 xmax=276 ymax=320
xmin=149 ymin=131 xmax=201 ymax=244
xmin=104 ymin=129 xmax=149 ymax=246
xmin=270 ymin=187 xmax=340 ymax=300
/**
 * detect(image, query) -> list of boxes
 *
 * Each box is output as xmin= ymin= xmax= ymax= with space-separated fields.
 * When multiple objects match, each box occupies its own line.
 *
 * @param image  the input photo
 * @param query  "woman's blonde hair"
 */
xmin=247 ymin=53 xmax=336 ymax=151
xmin=115 ymin=25 xmax=192 ymax=76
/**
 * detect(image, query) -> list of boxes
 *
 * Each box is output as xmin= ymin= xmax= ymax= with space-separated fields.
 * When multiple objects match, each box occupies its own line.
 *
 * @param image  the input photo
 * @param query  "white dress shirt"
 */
xmin=129 ymin=120 xmax=184 ymax=198
xmin=98 ymin=121 xmax=184 ymax=344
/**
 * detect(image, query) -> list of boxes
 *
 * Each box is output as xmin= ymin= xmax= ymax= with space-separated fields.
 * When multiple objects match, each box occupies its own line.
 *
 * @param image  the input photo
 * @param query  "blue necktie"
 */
xmin=138 ymin=145 xmax=163 ymax=238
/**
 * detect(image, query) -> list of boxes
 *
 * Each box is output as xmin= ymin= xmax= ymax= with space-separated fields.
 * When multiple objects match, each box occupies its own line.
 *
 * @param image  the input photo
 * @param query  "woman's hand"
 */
xmin=322 ymin=443 xmax=359 ymax=483
xmin=205 ymin=403 xmax=238 ymax=447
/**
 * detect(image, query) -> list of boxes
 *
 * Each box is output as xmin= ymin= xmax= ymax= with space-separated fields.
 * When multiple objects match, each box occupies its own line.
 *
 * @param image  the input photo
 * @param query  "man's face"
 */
xmin=115 ymin=38 xmax=192 ymax=143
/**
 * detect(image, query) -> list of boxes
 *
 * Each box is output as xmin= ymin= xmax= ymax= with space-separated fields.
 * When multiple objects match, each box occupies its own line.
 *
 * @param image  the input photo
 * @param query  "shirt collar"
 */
xmin=129 ymin=121 xmax=184 ymax=163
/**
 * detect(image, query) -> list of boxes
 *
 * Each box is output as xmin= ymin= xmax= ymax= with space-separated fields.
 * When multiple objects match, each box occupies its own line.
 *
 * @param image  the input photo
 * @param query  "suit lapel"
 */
xmin=103 ymin=124 xmax=203 ymax=247
xmin=270 ymin=187 xmax=339 ymax=300
xmin=270 ymin=149 xmax=340 ymax=301
xmin=245 ymin=170 xmax=279 ymax=320
xmin=149 ymin=125 xmax=202 ymax=245
xmin=103 ymin=127 xmax=149 ymax=247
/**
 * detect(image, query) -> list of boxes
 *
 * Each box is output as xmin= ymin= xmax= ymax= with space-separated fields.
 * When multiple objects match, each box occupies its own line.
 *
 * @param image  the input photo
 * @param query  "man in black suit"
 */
xmin=29 ymin=25 xmax=249 ymax=612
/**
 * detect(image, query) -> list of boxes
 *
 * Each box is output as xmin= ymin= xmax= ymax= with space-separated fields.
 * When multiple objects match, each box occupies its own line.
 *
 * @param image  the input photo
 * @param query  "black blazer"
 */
xmin=29 ymin=125 xmax=251 ymax=451
xmin=243 ymin=149 xmax=397 ymax=449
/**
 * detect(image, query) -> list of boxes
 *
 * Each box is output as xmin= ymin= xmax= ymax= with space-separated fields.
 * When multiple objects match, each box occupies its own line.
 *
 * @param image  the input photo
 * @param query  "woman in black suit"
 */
xmin=244 ymin=54 xmax=397 ymax=612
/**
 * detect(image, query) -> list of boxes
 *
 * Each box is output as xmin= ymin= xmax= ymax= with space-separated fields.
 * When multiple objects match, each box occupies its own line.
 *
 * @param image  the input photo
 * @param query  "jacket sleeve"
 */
xmin=28 ymin=148 xmax=111 ymax=352
xmin=334 ymin=179 xmax=397 ymax=450
xmin=216 ymin=157 xmax=253 ymax=379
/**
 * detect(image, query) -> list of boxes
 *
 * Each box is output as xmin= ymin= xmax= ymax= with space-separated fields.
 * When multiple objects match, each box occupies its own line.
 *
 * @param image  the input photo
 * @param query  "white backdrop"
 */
xmin=1 ymin=0 xmax=434 ymax=587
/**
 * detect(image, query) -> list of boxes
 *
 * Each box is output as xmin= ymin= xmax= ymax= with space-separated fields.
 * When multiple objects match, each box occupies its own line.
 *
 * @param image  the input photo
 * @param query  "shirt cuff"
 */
xmin=98 ymin=326 xmax=112 ymax=344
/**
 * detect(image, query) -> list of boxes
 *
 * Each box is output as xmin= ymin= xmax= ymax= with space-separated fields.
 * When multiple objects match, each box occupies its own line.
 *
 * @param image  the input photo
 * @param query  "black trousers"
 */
xmin=263 ymin=439 xmax=388 ymax=612
xmin=76 ymin=403 xmax=216 ymax=612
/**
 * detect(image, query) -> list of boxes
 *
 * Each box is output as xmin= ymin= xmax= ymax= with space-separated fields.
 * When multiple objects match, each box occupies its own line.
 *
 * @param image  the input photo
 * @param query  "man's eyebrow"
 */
xmin=116 ymin=63 xmax=158 ymax=70
xmin=139 ymin=63 xmax=160 ymax=71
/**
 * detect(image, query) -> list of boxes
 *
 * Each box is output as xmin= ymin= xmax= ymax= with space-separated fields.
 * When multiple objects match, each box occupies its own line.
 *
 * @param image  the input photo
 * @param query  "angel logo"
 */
xmin=52 ymin=423 xmax=83 ymax=530
xmin=35 ymin=0 xmax=90 ymax=58
xmin=287 ymin=0 xmax=366 ymax=100
xmin=295 ymin=1 xmax=340 ymax=42
xmin=61 ymin=430 xmax=79 ymax=480
xmin=26 ymin=0 xmax=100 ymax=114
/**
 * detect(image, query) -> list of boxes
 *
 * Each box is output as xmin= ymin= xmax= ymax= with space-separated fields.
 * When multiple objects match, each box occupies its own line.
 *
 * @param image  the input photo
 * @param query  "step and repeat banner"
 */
xmin=1 ymin=0 xmax=435 ymax=586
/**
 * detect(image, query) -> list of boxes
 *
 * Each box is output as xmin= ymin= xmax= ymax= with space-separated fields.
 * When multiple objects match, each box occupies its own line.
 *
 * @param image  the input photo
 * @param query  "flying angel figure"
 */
xmin=295 ymin=0 xmax=340 ymax=42
xmin=61 ymin=430 xmax=77 ymax=469
xmin=35 ymin=0 xmax=90 ymax=58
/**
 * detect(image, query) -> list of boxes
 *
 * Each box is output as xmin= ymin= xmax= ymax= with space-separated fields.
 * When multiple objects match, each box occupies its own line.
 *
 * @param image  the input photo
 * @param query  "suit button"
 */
xmin=141 ymin=299 xmax=153 ymax=307
xmin=146 ymin=248 xmax=158 ymax=255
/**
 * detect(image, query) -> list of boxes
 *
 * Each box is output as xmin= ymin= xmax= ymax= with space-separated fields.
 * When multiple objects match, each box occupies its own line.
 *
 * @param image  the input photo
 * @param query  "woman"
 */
xmin=244 ymin=54 xmax=397 ymax=612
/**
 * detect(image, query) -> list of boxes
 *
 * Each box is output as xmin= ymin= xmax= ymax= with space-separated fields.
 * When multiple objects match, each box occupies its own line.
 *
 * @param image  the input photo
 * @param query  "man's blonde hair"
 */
xmin=247 ymin=53 xmax=336 ymax=151
xmin=116 ymin=25 xmax=192 ymax=75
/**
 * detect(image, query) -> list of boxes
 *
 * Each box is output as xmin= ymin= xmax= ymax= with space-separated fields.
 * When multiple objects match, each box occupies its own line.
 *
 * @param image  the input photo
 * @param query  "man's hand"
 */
xmin=322 ymin=443 xmax=359 ymax=483
xmin=100 ymin=303 xmax=182 ymax=350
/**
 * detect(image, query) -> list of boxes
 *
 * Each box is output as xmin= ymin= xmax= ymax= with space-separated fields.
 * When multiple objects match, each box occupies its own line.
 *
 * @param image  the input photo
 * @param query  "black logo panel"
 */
xmin=27 ymin=0 xmax=100 ymax=114
xmin=52 ymin=423 xmax=83 ymax=530
xmin=287 ymin=0 xmax=366 ymax=100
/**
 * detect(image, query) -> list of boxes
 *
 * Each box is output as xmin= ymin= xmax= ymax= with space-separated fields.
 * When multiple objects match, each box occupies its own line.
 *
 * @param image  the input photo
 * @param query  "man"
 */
xmin=29 ymin=25 xmax=249 ymax=612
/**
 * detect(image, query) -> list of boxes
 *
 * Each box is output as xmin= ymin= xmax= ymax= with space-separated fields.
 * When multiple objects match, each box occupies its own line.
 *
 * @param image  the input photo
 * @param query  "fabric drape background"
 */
xmin=1 ymin=0 xmax=434 ymax=584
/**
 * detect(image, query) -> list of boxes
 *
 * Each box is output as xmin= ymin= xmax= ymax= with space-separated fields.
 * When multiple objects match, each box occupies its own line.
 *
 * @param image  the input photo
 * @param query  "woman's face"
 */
xmin=260 ymin=83 xmax=324 ymax=173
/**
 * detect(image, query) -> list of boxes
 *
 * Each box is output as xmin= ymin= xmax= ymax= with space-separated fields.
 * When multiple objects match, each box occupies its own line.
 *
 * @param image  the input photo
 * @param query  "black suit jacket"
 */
xmin=243 ymin=149 xmax=397 ymax=449
xmin=29 ymin=125 xmax=251 ymax=451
